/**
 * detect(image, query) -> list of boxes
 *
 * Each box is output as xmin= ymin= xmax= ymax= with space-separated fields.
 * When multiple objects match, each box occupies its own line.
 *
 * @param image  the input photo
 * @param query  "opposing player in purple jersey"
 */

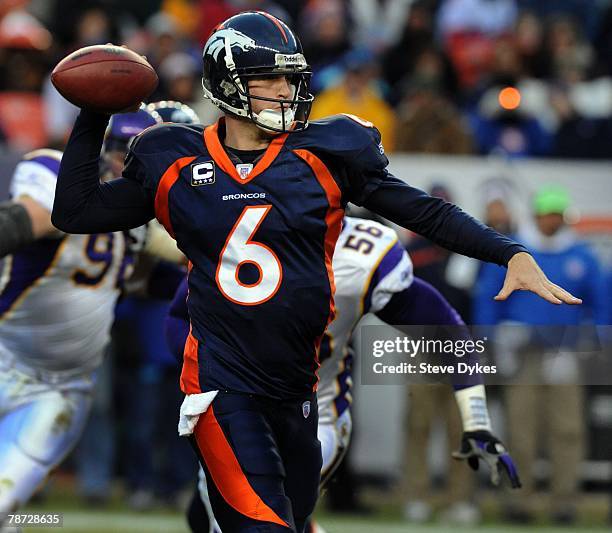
xmin=0 ymin=109 xmax=180 ymax=520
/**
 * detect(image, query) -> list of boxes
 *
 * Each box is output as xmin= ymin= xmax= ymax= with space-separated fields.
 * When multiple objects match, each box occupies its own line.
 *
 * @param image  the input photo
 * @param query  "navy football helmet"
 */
xmin=146 ymin=100 xmax=201 ymax=124
xmin=202 ymin=11 xmax=313 ymax=133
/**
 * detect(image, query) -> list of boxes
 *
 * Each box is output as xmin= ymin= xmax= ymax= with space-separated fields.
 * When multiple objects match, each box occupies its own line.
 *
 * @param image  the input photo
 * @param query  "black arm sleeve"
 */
xmin=362 ymin=175 xmax=528 ymax=266
xmin=51 ymin=109 xmax=154 ymax=234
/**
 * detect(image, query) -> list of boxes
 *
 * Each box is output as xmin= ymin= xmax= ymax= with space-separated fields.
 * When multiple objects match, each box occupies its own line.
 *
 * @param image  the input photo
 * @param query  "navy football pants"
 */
xmin=189 ymin=392 xmax=322 ymax=532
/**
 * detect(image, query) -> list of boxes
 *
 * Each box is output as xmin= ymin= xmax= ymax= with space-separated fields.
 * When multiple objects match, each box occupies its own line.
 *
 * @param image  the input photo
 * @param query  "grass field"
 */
xmin=16 ymin=476 xmax=610 ymax=533
xmin=14 ymin=510 xmax=612 ymax=533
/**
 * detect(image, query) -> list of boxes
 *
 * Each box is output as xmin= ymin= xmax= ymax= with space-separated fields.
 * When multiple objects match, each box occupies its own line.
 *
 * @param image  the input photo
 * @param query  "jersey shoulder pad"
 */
xmin=290 ymin=114 xmax=387 ymax=169
xmin=129 ymin=123 xmax=205 ymax=156
xmin=10 ymin=149 xmax=63 ymax=211
xmin=124 ymin=123 xmax=205 ymax=191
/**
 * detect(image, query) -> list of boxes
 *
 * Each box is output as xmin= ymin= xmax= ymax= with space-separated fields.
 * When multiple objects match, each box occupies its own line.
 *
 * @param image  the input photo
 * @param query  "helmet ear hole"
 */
xmin=201 ymin=11 xmax=313 ymax=132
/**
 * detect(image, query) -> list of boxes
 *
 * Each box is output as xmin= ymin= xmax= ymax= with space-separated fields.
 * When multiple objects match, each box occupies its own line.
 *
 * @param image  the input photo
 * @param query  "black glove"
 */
xmin=452 ymin=430 xmax=521 ymax=489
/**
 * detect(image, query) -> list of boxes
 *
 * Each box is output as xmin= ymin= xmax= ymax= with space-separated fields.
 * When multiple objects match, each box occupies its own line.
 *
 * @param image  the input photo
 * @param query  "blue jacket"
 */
xmin=473 ymin=228 xmax=608 ymax=326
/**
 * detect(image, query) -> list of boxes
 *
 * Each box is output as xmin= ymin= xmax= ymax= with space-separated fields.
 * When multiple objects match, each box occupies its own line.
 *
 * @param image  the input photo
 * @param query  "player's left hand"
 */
xmin=452 ymin=430 xmax=522 ymax=489
xmin=496 ymin=252 xmax=582 ymax=305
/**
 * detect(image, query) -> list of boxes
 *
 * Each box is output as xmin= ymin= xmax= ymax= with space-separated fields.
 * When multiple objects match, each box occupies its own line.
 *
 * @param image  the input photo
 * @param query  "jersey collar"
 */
xmin=203 ymin=118 xmax=288 ymax=185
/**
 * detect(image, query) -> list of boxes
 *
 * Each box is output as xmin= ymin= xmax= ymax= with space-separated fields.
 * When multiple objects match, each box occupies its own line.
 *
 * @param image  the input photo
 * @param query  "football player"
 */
xmin=0 ymin=108 xmax=174 ymax=520
xmin=52 ymin=12 xmax=579 ymax=532
xmin=166 ymin=216 xmax=520 ymax=533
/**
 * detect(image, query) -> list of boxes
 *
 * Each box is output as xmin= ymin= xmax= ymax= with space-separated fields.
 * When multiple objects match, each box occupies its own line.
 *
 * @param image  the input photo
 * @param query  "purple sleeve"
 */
xmin=362 ymin=241 xmax=407 ymax=314
xmin=375 ymin=277 xmax=483 ymax=388
xmin=164 ymin=278 xmax=190 ymax=362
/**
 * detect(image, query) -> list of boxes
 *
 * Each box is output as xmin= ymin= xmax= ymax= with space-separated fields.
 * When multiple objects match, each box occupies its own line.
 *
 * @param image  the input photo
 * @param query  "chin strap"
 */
xmin=254 ymin=108 xmax=295 ymax=132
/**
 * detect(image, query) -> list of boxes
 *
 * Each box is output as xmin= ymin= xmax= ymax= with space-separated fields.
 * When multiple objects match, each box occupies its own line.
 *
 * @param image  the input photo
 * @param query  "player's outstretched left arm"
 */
xmin=338 ymin=116 xmax=581 ymax=306
xmin=363 ymin=182 xmax=581 ymax=306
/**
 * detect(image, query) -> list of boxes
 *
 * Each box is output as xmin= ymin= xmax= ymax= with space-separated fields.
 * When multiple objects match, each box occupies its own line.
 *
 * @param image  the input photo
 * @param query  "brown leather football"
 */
xmin=51 ymin=44 xmax=158 ymax=113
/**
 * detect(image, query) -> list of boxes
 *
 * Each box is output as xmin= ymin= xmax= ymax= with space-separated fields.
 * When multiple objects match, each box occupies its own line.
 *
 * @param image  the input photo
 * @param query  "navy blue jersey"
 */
xmin=122 ymin=116 xmax=386 ymax=398
xmin=54 ymin=110 xmax=527 ymax=399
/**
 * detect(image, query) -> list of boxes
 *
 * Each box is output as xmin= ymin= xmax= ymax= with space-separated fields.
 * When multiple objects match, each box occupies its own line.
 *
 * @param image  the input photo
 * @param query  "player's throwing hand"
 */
xmin=495 ymin=252 xmax=582 ymax=305
xmin=452 ymin=430 xmax=522 ymax=489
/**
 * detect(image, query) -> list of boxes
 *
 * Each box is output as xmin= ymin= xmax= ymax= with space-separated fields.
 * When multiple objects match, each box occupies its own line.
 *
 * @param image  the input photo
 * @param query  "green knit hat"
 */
xmin=533 ymin=185 xmax=570 ymax=215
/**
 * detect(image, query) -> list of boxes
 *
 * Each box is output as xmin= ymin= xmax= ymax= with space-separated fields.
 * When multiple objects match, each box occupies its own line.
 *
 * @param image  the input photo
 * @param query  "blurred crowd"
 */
xmin=1 ymin=0 xmax=612 ymax=158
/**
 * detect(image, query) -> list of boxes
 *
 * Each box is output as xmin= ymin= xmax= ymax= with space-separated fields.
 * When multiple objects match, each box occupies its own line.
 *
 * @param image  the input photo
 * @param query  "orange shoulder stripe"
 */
xmin=154 ymin=156 xmax=197 ymax=238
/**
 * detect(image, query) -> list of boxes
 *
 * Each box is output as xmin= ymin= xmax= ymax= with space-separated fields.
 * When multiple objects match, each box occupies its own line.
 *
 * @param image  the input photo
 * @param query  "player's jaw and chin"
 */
xmin=226 ymin=77 xmax=301 ymax=143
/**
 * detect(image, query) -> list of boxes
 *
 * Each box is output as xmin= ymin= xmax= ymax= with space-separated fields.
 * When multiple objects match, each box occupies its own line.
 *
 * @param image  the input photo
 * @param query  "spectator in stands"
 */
xmin=157 ymin=50 xmax=221 ymax=125
xmin=0 ymin=6 xmax=51 ymax=150
xmin=550 ymin=84 xmax=612 ymax=159
xmin=145 ymin=12 xmax=184 ymax=69
xmin=394 ymin=81 xmax=474 ymax=154
xmin=195 ymin=0 xmax=291 ymax=46
xmin=517 ymin=0 xmax=602 ymax=41
xmin=350 ymin=0 xmax=414 ymax=51
xmin=474 ymin=184 xmax=608 ymax=525
xmin=467 ymin=84 xmax=552 ymax=157
xmin=595 ymin=3 xmax=612 ymax=76
xmin=382 ymin=1 xmax=458 ymax=104
xmin=48 ymin=1 xmax=122 ymax=50
xmin=298 ymin=0 xmax=352 ymax=93
xmin=310 ymin=47 xmax=397 ymax=151
xmin=437 ymin=0 xmax=518 ymax=89
xmin=544 ymin=15 xmax=594 ymax=83
xmin=514 ymin=11 xmax=547 ymax=78
xmin=482 ymin=181 xmax=517 ymax=236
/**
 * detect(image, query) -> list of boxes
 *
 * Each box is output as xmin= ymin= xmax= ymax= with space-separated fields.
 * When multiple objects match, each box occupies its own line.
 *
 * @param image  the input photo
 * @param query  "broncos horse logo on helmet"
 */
xmin=206 ymin=28 xmax=256 ymax=62
xmin=201 ymin=11 xmax=313 ymax=133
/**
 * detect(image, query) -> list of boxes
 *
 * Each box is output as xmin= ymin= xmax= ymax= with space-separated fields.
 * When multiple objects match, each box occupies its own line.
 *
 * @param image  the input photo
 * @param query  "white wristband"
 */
xmin=454 ymin=384 xmax=492 ymax=432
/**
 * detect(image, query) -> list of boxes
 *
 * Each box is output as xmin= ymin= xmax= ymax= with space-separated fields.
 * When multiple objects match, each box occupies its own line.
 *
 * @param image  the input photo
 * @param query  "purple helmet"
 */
xmin=102 ymin=108 xmax=160 ymax=178
xmin=103 ymin=108 xmax=161 ymax=154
